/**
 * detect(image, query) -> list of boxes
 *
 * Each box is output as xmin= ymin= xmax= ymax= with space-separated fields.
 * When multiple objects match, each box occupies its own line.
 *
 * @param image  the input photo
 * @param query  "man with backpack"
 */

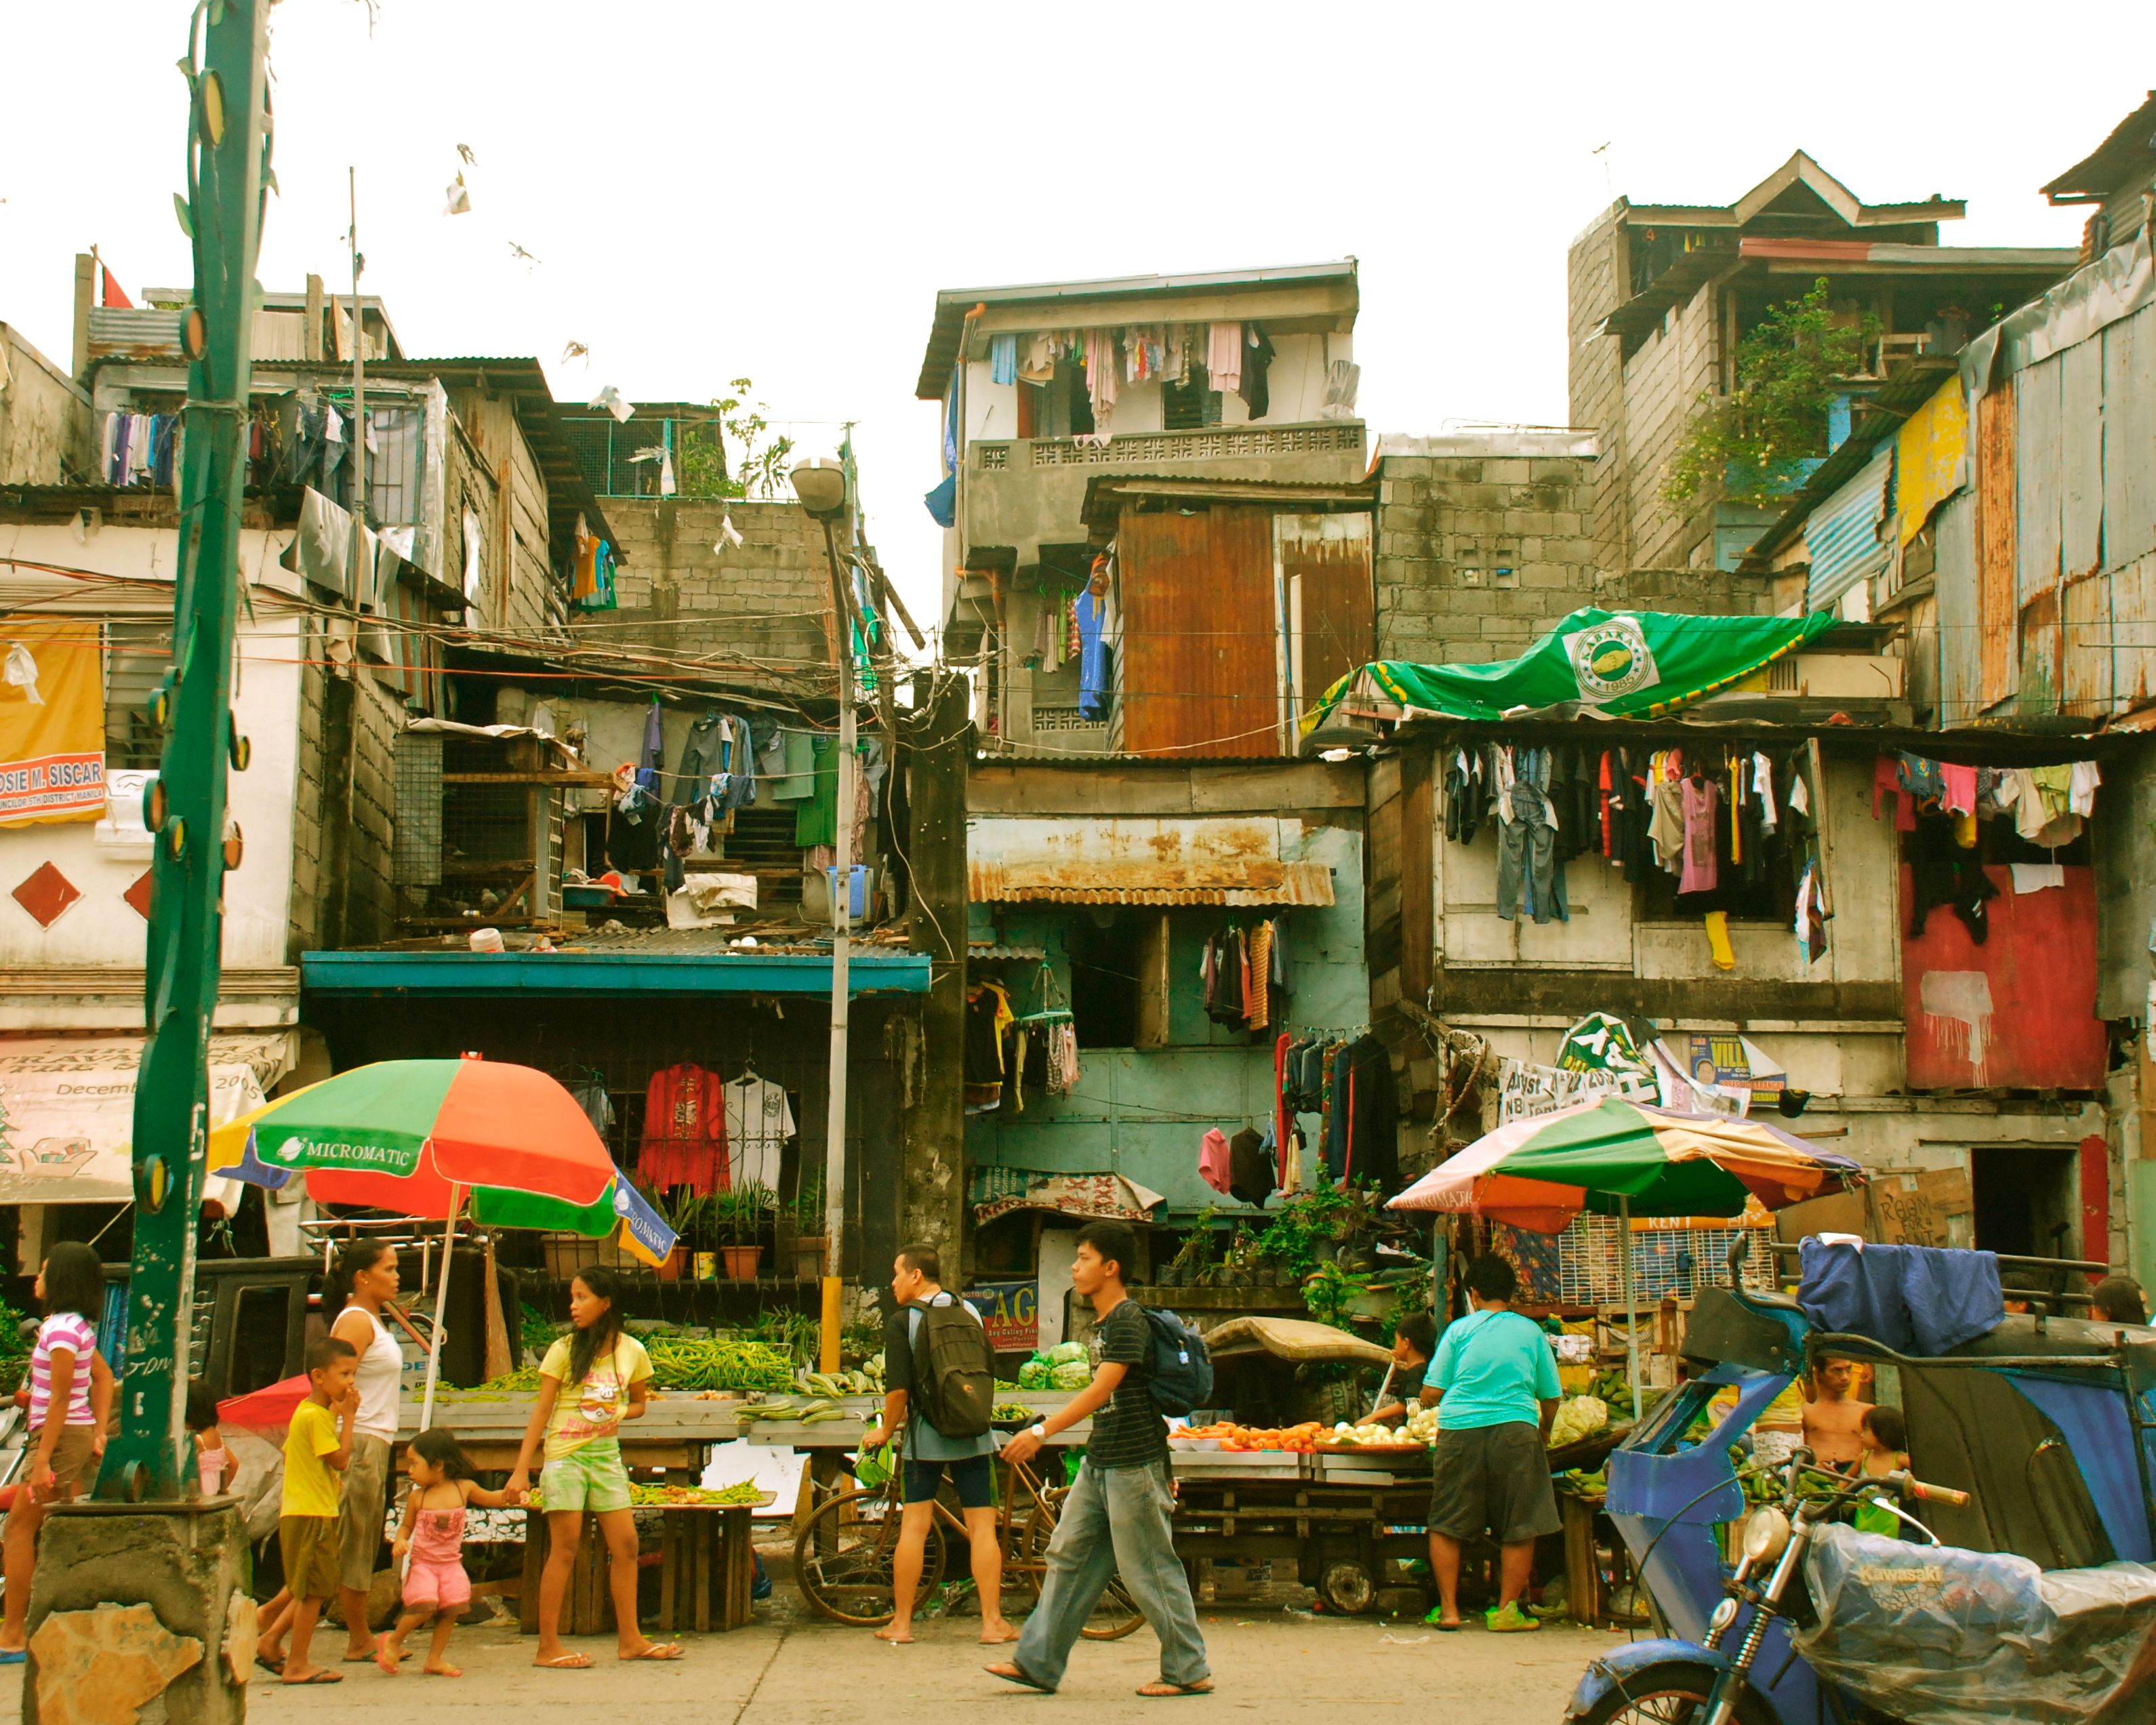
xmin=990 ymin=1220 xmax=1212 ymax=1697
xmin=861 ymin=1242 xmax=1015 ymax=1645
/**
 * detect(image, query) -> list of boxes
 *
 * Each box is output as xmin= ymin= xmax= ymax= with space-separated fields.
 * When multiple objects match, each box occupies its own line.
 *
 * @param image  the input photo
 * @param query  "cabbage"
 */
xmin=1049 ymin=1360 xmax=1092 ymax=1390
xmin=1548 ymin=1394 xmax=1608 ymax=1448
xmin=1017 ymin=1360 xmax=1050 ymax=1390
xmin=1046 ymin=1341 xmax=1089 ymax=1366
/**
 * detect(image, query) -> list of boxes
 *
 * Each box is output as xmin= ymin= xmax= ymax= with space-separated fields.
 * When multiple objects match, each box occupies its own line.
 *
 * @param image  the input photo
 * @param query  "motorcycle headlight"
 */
xmin=1741 ymin=1506 xmax=1791 ymax=1564
xmin=1708 ymin=1597 xmax=1741 ymax=1634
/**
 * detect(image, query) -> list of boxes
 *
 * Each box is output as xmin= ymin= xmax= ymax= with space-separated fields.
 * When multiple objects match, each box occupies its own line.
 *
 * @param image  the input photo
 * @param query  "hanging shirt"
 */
xmin=1075 ymin=589 xmax=1108 ymax=717
xmin=724 ymin=1074 xmax=795 ymax=1194
xmin=1206 ymin=322 xmax=1243 ymax=395
xmin=1199 ymin=1128 xmax=1234 ymax=1196
xmin=1679 ymin=777 xmax=1721 ymax=895
xmin=640 ymin=1063 xmax=730 ymax=1193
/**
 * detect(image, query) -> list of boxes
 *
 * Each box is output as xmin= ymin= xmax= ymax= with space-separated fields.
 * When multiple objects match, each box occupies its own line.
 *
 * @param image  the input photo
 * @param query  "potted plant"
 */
xmin=655 ymin=1186 xmax=710 ymax=1280
xmin=792 ymin=1175 xmax=829 ymax=1279
xmin=1162 ymin=1207 xmax=1220 ymax=1291
xmin=717 ymin=1181 xmax=777 ymax=1279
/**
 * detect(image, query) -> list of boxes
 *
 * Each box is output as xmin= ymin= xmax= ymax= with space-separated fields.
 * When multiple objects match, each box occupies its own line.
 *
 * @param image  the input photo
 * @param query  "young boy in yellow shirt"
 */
xmin=256 ymin=1336 xmax=359 ymax=1684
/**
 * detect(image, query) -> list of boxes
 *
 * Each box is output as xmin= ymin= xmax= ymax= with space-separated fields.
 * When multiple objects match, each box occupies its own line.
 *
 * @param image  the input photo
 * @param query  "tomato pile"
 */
xmin=1174 ymin=1421 xmax=1328 ymax=1453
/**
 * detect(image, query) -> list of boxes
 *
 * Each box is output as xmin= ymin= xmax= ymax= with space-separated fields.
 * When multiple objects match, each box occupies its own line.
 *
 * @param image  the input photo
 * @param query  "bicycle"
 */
xmin=792 ymin=1438 xmax=1145 ymax=1639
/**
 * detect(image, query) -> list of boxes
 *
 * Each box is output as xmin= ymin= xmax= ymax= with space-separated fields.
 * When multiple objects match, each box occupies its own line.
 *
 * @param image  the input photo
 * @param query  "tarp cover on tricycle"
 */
xmin=1793 ymin=1524 xmax=2156 ymax=1725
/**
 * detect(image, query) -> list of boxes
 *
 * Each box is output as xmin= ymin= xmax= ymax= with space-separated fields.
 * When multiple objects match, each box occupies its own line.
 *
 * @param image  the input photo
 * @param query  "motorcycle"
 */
xmin=1564 ymin=1240 xmax=2156 ymax=1725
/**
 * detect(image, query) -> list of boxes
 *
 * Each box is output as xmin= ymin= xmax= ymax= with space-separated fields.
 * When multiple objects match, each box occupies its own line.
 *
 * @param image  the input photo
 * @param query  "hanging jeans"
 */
xmin=1496 ymin=784 xmax=1568 ymax=923
xmin=1011 ymin=1459 xmax=1209 ymax=1691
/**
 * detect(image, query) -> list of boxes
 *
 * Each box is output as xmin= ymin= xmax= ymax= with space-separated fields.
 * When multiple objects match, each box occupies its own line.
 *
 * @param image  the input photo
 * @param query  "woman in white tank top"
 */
xmin=329 ymin=1241 xmax=402 ymax=1662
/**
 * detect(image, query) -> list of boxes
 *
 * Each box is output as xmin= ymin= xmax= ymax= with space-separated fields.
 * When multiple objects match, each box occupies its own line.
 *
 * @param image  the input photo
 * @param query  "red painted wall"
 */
xmin=1900 ymin=864 xmax=2104 ymax=1089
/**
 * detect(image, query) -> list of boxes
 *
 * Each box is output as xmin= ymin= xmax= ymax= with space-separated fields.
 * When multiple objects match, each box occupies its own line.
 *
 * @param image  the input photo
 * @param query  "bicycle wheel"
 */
xmin=793 ymin=1487 xmax=947 ymax=1626
xmin=1017 ymin=1485 xmax=1147 ymax=1641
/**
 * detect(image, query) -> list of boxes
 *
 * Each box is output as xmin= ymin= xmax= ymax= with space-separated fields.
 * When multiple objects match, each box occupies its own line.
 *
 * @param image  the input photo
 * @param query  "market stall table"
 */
xmin=399 ymin=1394 xmax=757 ymax=1635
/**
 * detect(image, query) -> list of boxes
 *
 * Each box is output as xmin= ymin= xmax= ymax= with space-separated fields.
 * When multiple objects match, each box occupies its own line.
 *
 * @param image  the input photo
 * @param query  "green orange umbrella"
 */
xmin=207 ymin=1057 xmax=617 ymax=1231
xmin=207 ymin=1057 xmax=674 ymax=1425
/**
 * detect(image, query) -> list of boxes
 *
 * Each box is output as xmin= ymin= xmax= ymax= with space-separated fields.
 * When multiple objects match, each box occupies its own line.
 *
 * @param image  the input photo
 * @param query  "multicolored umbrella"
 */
xmin=207 ymin=1057 xmax=677 ymax=1421
xmin=1390 ymin=1097 xmax=1863 ymax=1417
xmin=1388 ymin=1096 xmax=1862 ymax=1232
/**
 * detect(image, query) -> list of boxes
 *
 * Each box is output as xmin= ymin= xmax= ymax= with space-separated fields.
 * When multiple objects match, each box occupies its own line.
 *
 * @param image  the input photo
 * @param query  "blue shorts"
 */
xmin=903 ymin=1453 xmax=994 ymax=1509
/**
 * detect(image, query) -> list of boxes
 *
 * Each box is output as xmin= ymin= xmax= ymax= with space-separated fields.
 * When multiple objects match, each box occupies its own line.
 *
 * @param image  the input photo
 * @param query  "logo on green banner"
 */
xmin=1566 ymin=617 xmax=1661 ymax=704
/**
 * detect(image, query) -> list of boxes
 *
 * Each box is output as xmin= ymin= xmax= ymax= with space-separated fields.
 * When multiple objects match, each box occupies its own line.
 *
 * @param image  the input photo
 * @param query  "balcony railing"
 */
xmin=973 ymin=420 xmax=1364 ymax=472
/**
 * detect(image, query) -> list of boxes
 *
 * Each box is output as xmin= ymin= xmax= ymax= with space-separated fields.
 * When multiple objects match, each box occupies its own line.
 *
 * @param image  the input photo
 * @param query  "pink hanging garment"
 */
xmin=1199 ymin=1127 xmax=1234 ymax=1196
xmin=1206 ymin=322 xmax=1243 ymax=394
xmin=1679 ymin=777 xmax=1720 ymax=894
xmin=1083 ymin=329 xmax=1118 ymax=434
xmin=1938 ymin=763 xmax=1978 ymax=816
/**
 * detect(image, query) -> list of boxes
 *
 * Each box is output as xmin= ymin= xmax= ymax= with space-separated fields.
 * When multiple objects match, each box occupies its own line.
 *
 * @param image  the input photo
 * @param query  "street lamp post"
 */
xmin=791 ymin=459 xmax=853 ymax=1374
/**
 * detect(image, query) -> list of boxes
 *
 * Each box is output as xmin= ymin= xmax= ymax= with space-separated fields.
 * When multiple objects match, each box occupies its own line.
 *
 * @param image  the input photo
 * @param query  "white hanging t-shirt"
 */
xmin=725 ymin=1074 xmax=795 ymax=1192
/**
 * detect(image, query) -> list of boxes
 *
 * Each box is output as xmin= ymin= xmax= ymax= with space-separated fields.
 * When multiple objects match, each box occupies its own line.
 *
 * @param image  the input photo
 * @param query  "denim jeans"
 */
xmin=1495 ymin=783 xmax=1568 ymax=924
xmin=1011 ymin=1459 xmax=1209 ymax=1690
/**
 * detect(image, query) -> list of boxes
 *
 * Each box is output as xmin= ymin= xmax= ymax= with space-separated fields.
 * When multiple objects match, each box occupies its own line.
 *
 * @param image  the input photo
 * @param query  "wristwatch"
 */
xmin=1030 ymin=1423 xmax=1048 ymax=1442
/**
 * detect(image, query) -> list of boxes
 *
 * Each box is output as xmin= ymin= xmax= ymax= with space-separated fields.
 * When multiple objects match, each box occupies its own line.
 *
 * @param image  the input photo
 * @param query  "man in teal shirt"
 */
xmin=1425 ymin=1254 xmax=1562 ymax=1631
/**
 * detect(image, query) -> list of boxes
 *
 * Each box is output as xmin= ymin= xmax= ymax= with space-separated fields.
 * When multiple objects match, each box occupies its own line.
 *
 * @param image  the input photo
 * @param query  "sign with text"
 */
xmin=964 ymin=1280 xmax=1038 ymax=1352
xmin=0 ymin=621 xmax=106 ymax=827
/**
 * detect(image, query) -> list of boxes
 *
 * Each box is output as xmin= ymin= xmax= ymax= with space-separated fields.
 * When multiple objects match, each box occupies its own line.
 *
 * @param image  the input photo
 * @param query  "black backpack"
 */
xmin=906 ymin=1297 xmax=996 ymax=1438
xmin=1139 ymin=1307 xmax=1214 ymax=1415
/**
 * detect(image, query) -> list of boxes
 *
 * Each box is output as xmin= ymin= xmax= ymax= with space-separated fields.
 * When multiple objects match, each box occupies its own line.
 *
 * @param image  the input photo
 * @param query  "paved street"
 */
xmin=4 ymin=1598 xmax=1606 ymax=1724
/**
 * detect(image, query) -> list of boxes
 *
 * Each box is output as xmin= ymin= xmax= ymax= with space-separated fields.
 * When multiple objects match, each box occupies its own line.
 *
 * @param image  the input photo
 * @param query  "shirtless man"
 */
xmin=1800 ymin=1357 xmax=1871 ymax=1469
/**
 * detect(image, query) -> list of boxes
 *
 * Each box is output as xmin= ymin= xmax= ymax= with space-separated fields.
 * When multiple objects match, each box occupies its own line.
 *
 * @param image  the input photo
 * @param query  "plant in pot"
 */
xmin=1223 ymin=1227 xmax=1261 ymax=1288
xmin=1160 ymin=1207 xmax=1221 ymax=1290
xmin=791 ymin=1175 xmax=829 ymax=1279
xmin=655 ymin=1185 xmax=710 ymax=1280
xmin=716 ymin=1181 xmax=777 ymax=1279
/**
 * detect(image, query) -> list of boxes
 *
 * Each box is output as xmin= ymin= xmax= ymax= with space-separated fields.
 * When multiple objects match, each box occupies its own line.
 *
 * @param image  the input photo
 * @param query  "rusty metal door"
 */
xmin=1276 ymin=512 xmax=1375 ymax=735
xmin=1117 ymin=504 xmax=1279 ymax=757
xmin=1976 ymin=381 xmax=2018 ymax=712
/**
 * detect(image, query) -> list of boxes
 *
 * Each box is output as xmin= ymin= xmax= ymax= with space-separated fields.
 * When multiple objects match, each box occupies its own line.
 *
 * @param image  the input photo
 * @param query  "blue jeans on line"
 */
xmin=1012 ymin=1458 xmax=1209 ymax=1690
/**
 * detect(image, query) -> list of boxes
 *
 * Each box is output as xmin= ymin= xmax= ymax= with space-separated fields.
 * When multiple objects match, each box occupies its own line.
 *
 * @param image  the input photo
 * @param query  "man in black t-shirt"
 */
xmin=990 ymin=1222 xmax=1209 ymax=1697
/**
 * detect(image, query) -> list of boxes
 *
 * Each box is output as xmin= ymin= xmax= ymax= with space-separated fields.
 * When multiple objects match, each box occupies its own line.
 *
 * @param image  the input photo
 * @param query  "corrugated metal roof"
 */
xmin=2041 ymin=92 xmax=2156 ymax=202
xmin=967 ymin=815 xmax=1335 ymax=906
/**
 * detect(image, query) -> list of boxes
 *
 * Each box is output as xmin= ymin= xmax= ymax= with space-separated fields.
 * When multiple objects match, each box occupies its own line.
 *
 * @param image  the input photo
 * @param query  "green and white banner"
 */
xmin=1307 ymin=607 xmax=1838 ymax=730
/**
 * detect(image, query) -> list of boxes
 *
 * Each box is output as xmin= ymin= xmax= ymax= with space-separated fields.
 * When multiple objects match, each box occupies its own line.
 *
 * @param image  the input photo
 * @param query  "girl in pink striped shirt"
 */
xmin=1 ymin=1244 xmax=114 ymax=1661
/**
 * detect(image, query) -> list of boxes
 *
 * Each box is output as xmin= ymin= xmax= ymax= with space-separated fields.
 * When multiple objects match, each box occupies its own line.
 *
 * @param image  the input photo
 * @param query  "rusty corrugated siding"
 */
xmin=1118 ymin=504 xmax=1282 ymax=758
xmin=969 ymin=861 xmax=1334 ymax=906
xmin=967 ymin=814 xmax=1335 ymax=906
xmin=1976 ymin=381 xmax=2018 ymax=711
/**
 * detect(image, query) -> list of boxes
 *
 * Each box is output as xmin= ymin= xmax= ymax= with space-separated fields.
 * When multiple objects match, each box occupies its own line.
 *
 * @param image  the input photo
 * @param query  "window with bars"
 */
xmin=104 ymin=620 xmax=174 ymax=769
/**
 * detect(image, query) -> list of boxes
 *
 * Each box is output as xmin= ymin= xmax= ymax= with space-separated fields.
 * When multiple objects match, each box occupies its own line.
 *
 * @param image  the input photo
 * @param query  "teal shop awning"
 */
xmin=302 ymin=950 xmax=931 ymax=998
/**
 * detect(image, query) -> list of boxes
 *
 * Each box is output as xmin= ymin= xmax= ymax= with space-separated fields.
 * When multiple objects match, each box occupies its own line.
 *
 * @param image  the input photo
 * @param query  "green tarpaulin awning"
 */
xmin=1306 ymin=608 xmax=1839 ymax=731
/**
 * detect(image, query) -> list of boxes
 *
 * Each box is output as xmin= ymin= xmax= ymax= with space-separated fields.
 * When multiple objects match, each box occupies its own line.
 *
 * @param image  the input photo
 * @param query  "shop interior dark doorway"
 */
xmin=1970 ymin=1145 xmax=2077 ymax=1259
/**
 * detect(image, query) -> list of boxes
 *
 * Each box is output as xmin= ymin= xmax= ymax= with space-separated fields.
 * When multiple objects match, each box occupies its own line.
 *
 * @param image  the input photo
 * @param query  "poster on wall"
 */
xmin=963 ymin=1280 xmax=1039 ymax=1353
xmin=0 ymin=621 xmax=106 ymax=827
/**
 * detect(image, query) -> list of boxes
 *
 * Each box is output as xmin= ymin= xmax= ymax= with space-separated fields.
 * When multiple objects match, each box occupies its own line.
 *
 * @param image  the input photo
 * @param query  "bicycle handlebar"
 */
xmin=1890 ymin=1469 xmax=1972 ymax=1507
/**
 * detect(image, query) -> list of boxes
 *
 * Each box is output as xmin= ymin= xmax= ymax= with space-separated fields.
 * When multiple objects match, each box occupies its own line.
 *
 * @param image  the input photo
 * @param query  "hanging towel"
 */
xmin=1206 ymin=323 xmax=1243 ymax=396
xmin=989 ymin=333 xmax=1018 ymax=386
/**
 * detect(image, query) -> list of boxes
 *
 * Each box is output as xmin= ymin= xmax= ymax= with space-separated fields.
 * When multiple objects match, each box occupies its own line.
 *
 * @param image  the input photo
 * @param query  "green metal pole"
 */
xmin=100 ymin=0 xmax=271 ymax=1502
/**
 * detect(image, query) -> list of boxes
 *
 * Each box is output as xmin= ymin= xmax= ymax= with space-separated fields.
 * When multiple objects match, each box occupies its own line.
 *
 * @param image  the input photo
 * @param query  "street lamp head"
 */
xmin=789 ymin=458 xmax=849 ymax=519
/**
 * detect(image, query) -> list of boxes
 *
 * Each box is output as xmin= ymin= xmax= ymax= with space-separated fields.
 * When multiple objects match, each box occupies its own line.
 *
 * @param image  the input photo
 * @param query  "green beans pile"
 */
xmin=644 ymin=1336 xmax=796 ymax=1393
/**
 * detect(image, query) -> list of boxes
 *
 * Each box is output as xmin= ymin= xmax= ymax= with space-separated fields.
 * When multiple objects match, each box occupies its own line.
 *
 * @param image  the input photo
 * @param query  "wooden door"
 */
xmin=1117 ymin=504 xmax=1280 ymax=757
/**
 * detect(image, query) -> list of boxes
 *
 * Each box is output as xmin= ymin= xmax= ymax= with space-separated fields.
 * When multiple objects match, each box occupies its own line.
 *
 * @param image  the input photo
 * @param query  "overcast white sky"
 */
xmin=4 ymin=2 xmax=2151 ymax=639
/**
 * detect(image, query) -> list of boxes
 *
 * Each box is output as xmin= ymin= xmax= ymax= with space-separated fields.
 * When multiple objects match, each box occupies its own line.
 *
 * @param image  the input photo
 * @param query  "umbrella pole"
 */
xmin=1619 ymin=1195 xmax=1642 ymax=1425
xmin=420 ymin=1186 xmax=460 ymax=1431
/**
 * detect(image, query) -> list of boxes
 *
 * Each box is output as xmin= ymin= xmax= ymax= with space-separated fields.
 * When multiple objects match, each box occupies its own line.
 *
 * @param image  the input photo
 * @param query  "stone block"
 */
xmin=1481 ymin=614 xmax=1533 ymax=639
xmin=1380 ymin=505 xmax=1431 ymax=535
xmin=1483 ymin=459 xmax=1530 ymax=485
xmin=27 ymin=1503 xmax=249 ymax=1725
xmin=1430 ymin=460 xmax=1484 ymax=484
xmin=1442 ymin=483 xmax=1507 ymax=511
xmin=1528 ymin=458 xmax=1585 ymax=484
xmin=1522 ymin=562 xmax=1582 ymax=590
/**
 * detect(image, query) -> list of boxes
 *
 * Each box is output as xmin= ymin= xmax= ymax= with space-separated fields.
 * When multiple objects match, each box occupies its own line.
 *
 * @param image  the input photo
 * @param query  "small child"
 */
xmin=377 ymin=1428 xmax=521 ymax=1678
xmin=186 ymin=1379 xmax=235 ymax=1499
xmin=1851 ymin=1404 xmax=1911 ymax=1537
xmin=256 ymin=1336 xmax=359 ymax=1685
xmin=0 ymin=1244 xmax=115 ymax=1663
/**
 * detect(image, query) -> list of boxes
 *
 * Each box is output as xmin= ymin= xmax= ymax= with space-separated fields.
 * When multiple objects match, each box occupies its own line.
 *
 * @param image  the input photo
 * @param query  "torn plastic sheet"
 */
xmin=1964 ymin=229 xmax=2153 ymax=401
xmin=1793 ymin=1524 xmax=2156 ymax=1725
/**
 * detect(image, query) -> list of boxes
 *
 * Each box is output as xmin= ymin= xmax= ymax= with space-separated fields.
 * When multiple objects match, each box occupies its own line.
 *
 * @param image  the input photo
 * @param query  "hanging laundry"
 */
xmin=1238 ymin=324 xmax=1274 ymax=420
xmin=1017 ymin=333 xmax=1057 ymax=385
xmin=567 ymin=1080 xmax=615 ymax=1140
xmin=989 ymin=333 xmax=1018 ymax=386
xmin=964 ymin=983 xmax=1013 ymax=1112
xmin=1075 ymin=582 xmax=1109 ymax=717
xmin=1228 ymin=1127 xmax=1276 ymax=1206
xmin=1199 ymin=1127 xmax=1235 ymax=1196
xmin=1322 ymin=1036 xmax=1400 ymax=1194
xmin=1679 ymin=773 xmax=1721 ymax=894
xmin=723 ymin=1071 xmax=794 ymax=1194
xmin=1082 ymin=329 xmax=1118 ymax=434
xmin=795 ymin=733 xmax=838 ymax=847
xmin=640 ymin=1063 xmax=731 ymax=1194
xmin=1206 ymin=323 xmax=1243 ymax=396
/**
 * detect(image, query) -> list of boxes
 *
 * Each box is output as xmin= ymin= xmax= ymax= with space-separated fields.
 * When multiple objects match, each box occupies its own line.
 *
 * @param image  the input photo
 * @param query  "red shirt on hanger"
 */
xmin=640 ymin=1063 xmax=731 ymax=1193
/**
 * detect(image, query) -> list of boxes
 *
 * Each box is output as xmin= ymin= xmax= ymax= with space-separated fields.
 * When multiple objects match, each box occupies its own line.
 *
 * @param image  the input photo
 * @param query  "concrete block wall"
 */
xmin=1373 ymin=451 xmax=1603 ymax=664
xmin=1567 ymin=210 xmax=1628 ymax=577
xmin=590 ymin=496 xmax=833 ymax=668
